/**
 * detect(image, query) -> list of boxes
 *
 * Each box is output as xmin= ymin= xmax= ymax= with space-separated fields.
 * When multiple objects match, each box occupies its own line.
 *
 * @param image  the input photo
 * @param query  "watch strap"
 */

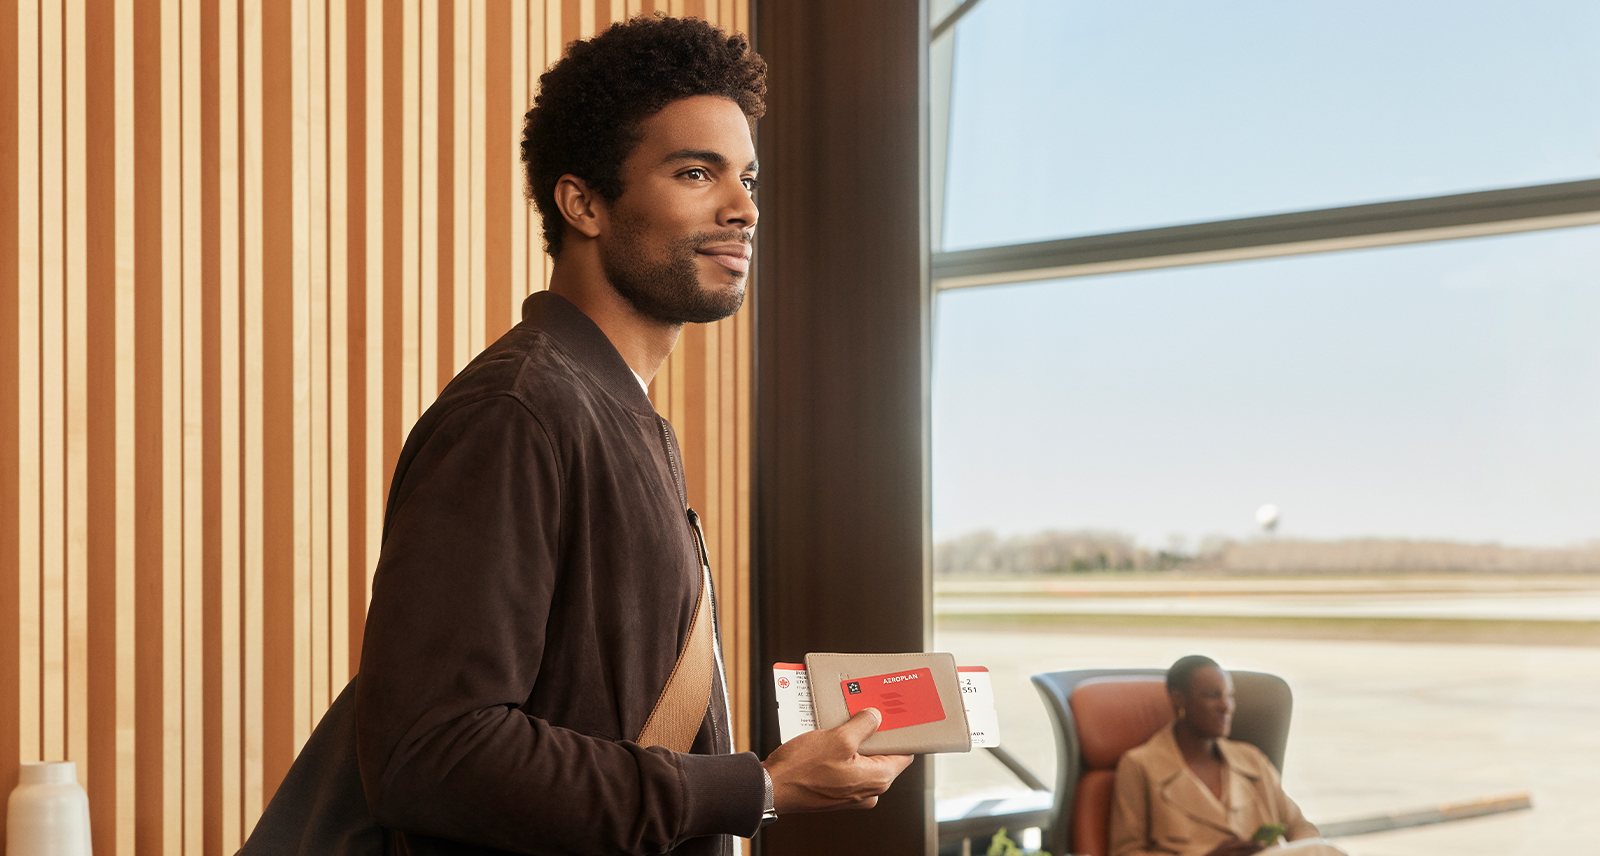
xmin=760 ymin=767 xmax=778 ymax=827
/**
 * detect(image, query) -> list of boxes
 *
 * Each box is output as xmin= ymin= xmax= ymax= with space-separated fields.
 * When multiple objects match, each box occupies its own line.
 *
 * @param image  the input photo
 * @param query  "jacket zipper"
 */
xmin=658 ymin=418 xmax=689 ymax=507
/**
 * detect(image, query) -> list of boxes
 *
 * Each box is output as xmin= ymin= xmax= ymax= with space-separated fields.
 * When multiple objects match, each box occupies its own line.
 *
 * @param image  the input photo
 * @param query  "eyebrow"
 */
xmin=661 ymin=148 xmax=759 ymax=173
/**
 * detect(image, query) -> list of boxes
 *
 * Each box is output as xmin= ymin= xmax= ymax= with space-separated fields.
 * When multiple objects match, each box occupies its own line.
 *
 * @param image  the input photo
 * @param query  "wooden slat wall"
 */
xmin=0 ymin=1 xmax=751 ymax=854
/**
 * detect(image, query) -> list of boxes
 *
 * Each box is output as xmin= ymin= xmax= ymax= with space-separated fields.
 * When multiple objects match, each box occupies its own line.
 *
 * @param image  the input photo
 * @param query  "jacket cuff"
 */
xmin=677 ymin=750 xmax=767 ymax=840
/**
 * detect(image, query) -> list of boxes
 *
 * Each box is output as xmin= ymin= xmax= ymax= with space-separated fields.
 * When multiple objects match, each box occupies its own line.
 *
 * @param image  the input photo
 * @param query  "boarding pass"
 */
xmin=773 ymin=662 xmax=1001 ymax=747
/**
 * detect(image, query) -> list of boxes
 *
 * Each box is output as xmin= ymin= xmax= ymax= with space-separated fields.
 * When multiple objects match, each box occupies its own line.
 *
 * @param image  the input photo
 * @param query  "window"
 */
xmin=939 ymin=0 xmax=1600 ymax=250
xmin=928 ymin=3 xmax=1600 ymax=853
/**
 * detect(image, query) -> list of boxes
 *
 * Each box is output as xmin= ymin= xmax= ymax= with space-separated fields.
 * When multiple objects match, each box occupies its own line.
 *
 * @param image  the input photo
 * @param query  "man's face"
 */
xmin=597 ymin=95 xmax=759 ymax=325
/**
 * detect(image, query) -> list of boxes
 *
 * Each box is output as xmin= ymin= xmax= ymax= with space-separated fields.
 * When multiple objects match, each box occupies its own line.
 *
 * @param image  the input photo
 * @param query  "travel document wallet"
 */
xmin=803 ymin=652 xmax=972 ymax=755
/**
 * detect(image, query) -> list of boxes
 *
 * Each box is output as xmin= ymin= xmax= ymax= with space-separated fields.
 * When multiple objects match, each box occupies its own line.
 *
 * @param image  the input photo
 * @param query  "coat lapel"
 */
xmin=1147 ymin=727 xmax=1238 ymax=839
xmin=1217 ymin=738 xmax=1267 ymax=835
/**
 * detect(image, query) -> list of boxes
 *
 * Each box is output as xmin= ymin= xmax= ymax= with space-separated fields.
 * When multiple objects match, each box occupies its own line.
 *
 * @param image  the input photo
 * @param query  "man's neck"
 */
xmin=546 ymin=254 xmax=681 ymax=387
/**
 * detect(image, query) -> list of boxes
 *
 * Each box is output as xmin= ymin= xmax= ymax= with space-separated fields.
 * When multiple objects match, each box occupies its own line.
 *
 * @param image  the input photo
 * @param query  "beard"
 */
xmin=600 ymin=211 xmax=748 ymax=325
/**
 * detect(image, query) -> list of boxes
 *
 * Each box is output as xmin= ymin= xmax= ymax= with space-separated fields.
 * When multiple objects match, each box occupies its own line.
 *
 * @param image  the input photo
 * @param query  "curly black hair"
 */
xmin=521 ymin=16 xmax=766 ymax=257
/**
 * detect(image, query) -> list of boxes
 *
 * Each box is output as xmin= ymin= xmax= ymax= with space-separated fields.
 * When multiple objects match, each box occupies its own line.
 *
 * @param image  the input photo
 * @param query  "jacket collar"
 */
xmin=520 ymin=290 xmax=657 ymax=416
xmin=1143 ymin=725 xmax=1265 ymax=838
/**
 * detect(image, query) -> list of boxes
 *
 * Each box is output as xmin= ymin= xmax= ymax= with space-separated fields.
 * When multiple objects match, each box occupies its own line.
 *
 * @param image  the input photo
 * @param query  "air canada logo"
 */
xmin=846 ymin=681 xmax=862 ymax=694
xmin=777 ymin=677 xmax=790 ymax=689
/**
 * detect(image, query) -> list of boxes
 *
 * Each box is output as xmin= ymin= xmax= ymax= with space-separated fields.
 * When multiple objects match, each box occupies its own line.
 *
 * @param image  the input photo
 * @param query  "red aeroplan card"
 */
xmin=841 ymin=667 xmax=946 ymax=731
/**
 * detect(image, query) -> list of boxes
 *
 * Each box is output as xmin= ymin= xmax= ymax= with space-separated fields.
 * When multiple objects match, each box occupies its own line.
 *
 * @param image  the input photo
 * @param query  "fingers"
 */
xmin=834 ymin=708 xmax=884 ymax=748
xmin=860 ymin=752 xmax=914 ymax=774
xmin=764 ymin=716 xmax=915 ymax=814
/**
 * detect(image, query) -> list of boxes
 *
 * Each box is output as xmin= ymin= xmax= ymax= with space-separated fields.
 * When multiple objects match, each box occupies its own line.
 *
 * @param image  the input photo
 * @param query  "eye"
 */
xmin=741 ymin=176 xmax=760 ymax=192
xmin=681 ymin=167 xmax=711 ymax=182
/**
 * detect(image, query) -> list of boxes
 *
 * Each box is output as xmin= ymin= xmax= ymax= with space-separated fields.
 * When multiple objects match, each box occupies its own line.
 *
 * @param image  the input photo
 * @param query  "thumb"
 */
xmin=837 ymin=708 xmax=883 ymax=747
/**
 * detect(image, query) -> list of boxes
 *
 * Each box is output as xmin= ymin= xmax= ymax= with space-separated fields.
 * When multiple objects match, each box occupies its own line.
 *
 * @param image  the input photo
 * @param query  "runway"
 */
xmin=934 ymin=575 xmax=1600 ymax=622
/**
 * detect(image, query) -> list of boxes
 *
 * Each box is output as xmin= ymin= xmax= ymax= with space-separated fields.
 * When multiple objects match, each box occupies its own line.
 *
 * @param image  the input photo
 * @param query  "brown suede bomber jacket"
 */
xmin=355 ymin=291 xmax=764 ymax=856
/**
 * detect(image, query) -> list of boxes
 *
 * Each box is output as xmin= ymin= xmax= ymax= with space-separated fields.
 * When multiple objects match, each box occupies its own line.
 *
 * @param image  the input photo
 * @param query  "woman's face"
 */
xmin=1179 ymin=666 xmax=1236 ymax=739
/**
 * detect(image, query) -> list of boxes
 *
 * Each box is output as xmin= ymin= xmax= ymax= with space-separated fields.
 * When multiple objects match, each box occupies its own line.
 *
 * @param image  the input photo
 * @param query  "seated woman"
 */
xmin=1109 ymin=655 xmax=1350 ymax=856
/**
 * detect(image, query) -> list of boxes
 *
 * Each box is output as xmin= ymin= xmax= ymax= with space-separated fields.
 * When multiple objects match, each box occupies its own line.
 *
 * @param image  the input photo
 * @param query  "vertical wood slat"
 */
xmin=16 ymin=0 xmax=41 ymax=771
xmin=363 ymin=0 xmax=383 ymax=609
xmin=482 ymin=2 xmax=506 ymax=339
xmin=63 ymin=0 xmax=90 ymax=791
xmin=259 ymin=0 xmax=291 ymax=798
xmin=530 ymin=0 xmax=550 ymax=300
xmin=469 ymin=0 xmax=487 ymax=358
xmin=111 ymin=0 xmax=138 ymax=850
xmin=2 ymin=3 xmax=753 ymax=852
xmin=241 ymin=0 xmax=267 ymax=828
xmin=289 ymin=0 xmax=314 ymax=756
xmin=180 ymin=0 xmax=204 ymax=849
xmin=418 ymin=0 xmax=437 ymax=398
xmin=159 ymin=0 xmax=185 ymax=848
xmin=450 ymin=0 xmax=469 ymax=375
xmin=39 ymin=0 xmax=64 ymax=770
xmin=306 ymin=0 xmax=331 ymax=728
xmin=328 ymin=0 xmax=352 ymax=694
xmin=509 ymin=0 xmax=528 ymax=319
xmin=132 ymin=0 xmax=168 ymax=842
xmin=340 ymin=0 xmax=364 ymax=672
xmin=217 ymin=0 xmax=243 ymax=845
xmin=198 ymin=0 xmax=221 ymax=845
xmin=0 ymin=0 xmax=18 ymax=826
xmin=307 ymin=0 xmax=332 ymax=729
xmin=400 ymin=0 xmax=420 ymax=430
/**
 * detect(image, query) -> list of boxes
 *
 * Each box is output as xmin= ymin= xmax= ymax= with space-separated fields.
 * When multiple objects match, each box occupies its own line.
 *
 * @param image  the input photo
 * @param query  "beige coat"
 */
xmin=1109 ymin=726 xmax=1319 ymax=856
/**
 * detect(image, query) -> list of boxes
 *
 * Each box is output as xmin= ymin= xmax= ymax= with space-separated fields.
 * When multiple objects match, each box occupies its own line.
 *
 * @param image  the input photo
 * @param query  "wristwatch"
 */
xmin=760 ymin=767 xmax=778 ymax=827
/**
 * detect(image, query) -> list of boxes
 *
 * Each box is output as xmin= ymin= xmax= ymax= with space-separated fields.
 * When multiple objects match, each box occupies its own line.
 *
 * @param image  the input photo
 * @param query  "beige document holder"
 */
xmin=804 ymin=652 xmax=972 ymax=755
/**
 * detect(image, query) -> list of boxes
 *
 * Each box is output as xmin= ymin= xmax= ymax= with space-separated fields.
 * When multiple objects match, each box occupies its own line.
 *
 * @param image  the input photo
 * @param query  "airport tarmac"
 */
xmin=934 ymin=577 xmax=1600 ymax=622
xmin=934 ymin=619 xmax=1599 ymax=855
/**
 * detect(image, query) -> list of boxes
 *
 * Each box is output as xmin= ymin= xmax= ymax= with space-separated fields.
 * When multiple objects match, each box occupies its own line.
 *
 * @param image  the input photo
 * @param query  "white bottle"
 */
xmin=7 ymin=761 xmax=92 ymax=856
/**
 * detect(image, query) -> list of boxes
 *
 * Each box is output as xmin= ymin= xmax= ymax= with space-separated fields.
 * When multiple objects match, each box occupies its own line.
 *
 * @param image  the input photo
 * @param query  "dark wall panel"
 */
xmin=752 ymin=2 xmax=932 ymax=853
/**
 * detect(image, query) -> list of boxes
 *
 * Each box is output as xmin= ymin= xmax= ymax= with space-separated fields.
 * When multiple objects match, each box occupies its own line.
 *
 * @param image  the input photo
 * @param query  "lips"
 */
xmin=697 ymin=243 xmax=751 ymax=275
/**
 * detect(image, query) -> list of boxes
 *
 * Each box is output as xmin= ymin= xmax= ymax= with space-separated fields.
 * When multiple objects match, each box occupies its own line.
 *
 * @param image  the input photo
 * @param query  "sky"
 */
xmin=930 ymin=0 xmax=1600 ymax=549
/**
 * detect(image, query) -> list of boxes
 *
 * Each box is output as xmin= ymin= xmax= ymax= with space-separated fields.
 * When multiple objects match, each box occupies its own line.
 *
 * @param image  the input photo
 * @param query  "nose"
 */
xmin=718 ymin=182 xmax=758 ymax=233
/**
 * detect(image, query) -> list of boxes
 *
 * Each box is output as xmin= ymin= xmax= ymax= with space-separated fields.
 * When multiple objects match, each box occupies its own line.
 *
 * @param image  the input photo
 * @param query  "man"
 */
xmin=354 ymin=16 xmax=913 ymax=856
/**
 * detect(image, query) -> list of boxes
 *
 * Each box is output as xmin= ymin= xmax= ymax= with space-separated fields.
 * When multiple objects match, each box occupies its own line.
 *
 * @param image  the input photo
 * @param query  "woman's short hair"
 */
xmin=1167 ymin=654 xmax=1222 ymax=694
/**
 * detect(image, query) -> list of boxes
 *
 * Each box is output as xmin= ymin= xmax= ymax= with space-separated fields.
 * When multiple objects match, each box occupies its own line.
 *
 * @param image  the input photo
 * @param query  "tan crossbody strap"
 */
xmin=636 ymin=564 xmax=716 ymax=752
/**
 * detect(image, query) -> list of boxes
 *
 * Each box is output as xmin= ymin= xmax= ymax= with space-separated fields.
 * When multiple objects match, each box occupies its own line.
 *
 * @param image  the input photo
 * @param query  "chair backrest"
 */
xmin=1031 ymin=669 xmax=1293 ymax=856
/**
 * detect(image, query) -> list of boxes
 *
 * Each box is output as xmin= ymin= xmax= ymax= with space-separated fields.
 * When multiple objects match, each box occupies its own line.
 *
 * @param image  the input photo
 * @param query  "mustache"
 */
xmin=690 ymin=229 xmax=754 ymax=248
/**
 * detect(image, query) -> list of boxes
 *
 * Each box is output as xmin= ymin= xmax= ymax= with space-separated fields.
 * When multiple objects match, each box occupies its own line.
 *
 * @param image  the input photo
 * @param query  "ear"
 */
xmin=553 ymin=174 xmax=605 ymax=240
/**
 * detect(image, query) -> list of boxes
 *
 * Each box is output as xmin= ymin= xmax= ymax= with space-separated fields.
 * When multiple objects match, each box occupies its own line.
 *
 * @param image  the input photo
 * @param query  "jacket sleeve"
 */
xmin=355 ymin=396 xmax=763 ymax=855
xmin=1110 ymin=753 xmax=1169 ymax=856
xmin=1259 ymin=758 xmax=1319 ymax=842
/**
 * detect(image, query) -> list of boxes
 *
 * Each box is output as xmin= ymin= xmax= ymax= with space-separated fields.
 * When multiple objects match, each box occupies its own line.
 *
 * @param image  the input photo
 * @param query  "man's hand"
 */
xmin=1203 ymin=838 xmax=1265 ymax=856
xmin=761 ymin=708 xmax=914 ymax=813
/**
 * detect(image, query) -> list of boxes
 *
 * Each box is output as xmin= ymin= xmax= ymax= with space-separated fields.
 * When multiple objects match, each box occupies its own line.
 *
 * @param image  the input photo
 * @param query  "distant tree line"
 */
xmin=933 ymin=529 xmax=1179 ymax=575
xmin=1210 ymin=538 xmax=1600 ymax=574
xmin=934 ymin=529 xmax=1600 ymax=576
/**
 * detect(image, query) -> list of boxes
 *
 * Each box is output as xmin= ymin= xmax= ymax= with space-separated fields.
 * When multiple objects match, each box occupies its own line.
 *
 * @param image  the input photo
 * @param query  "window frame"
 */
xmin=928 ymin=4 xmax=1600 ymax=290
